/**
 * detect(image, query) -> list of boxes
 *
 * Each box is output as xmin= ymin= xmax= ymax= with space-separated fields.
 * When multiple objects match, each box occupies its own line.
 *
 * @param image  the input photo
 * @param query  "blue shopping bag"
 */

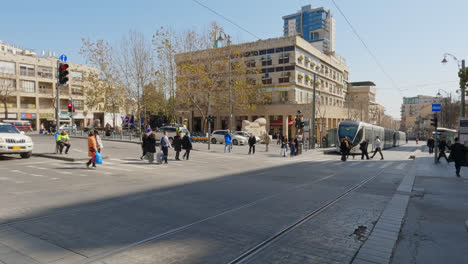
xmin=94 ymin=152 xmax=103 ymax=164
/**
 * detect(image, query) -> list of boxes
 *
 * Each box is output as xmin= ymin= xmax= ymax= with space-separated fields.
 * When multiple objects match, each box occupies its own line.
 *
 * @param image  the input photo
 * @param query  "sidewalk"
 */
xmin=390 ymin=149 xmax=468 ymax=264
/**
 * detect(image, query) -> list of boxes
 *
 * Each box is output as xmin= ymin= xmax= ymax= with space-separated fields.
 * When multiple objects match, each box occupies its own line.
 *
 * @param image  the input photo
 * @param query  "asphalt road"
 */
xmin=0 ymin=139 xmax=419 ymax=264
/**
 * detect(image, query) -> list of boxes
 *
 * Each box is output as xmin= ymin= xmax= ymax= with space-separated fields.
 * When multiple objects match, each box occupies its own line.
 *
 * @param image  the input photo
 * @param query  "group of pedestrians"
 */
xmin=341 ymin=136 xmax=384 ymax=162
xmin=279 ymin=136 xmax=300 ymax=157
xmin=140 ymin=131 xmax=192 ymax=164
xmin=430 ymin=137 xmax=466 ymax=177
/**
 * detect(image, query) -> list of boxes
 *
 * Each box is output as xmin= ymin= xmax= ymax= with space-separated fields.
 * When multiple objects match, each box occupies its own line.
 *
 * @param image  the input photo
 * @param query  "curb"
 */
xmin=32 ymin=153 xmax=109 ymax=162
xmin=68 ymin=135 xmax=142 ymax=145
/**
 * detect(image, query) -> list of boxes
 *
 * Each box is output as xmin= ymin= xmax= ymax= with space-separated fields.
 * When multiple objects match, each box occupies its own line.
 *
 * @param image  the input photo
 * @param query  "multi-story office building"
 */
xmin=0 ymin=40 xmax=97 ymax=131
xmin=283 ymin=4 xmax=336 ymax=53
xmin=175 ymin=35 xmax=349 ymax=139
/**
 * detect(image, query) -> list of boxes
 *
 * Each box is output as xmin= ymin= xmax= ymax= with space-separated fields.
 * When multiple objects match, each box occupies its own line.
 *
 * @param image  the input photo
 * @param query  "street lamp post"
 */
xmin=216 ymin=30 xmax=232 ymax=132
xmin=441 ymin=53 xmax=466 ymax=117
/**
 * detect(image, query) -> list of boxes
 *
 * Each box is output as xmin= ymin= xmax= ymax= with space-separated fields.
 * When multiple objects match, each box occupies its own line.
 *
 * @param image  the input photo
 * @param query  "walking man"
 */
xmin=224 ymin=131 xmax=232 ymax=153
xmin=360 ymin=139 xmax=370 ymax=160
xmin=140 ymin=133 xmax=148 ymax=160
xmin=437 ymin=137 xmax=449 ymax=163
xmin=340 ymin=138 xmax=348 ymax=161
xmin=145 ymin=133 xmax=157 ymax=163
xmin=57 ymin=130 xmax=71 ymax=154
xmin=173 ymin=131 xmax=182 ymax=161
xmin=86 ymin=131 xmax=97 ymax=169
xmin=276 ymin=133 xmax=281 ymax=145
xmin=160 ymin=131 xmax=171 ymax=164
xmin=264 ymin=133 xmax=271 ymax=152
xmin=182 ymin=132 xmax=192 ymax=160
xmin=450 ymin=137 xmax=466 ymax=177
xmin=94 ymin=130 xmax=103 ymax=153
xmin=248 ymin=133 xmax=256 ymax=154
xmin=371 ymin=136 xmax=384 ymax=160
xmin=427 ymin=137 xmax=435 ymax=154
xmin=280 ymin=137 xmax=288 ymax=157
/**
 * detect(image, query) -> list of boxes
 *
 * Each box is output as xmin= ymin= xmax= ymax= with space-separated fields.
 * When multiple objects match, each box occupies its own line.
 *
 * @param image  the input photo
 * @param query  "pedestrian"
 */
xmin=57 ymin=130 xmax=71 ymax=154
xmin=182 ymin=132 xmax=192 ymax=160
xmin=371 ymin=136 xmax=384 ymax=160
xmin=160 ymin=131 xmax=171 ymax=164
xmin=427 ymin=137 xmax=435 ymax=154
xmin=360 ymin=139 xmax=370 ymax=160
xmin=248 ymin=133 xmax=256 ymax=154
xmin=344 ymin=136 xmax=351 ymax=159
xmin=437 ymin=137 xmax=449 ymax=163
xmin=146 ymin=124 xmax=152 ymax=133
xmin=449 ymin=137 xmax=466 ymax=177
xmin=140 ymin=133 xmax=148 ymax=160
xmin=173 ymin=131 xmax=182 ymax=161
xmin=264 ymin=133 xmax=271 ymax=152
xmin=276 ymin=133 xmax=281 ymax=145
xmin=39 ymin=123 xmax=44 ymax=134
xmin=224 ymin=131 xmax=232 ymax=153
xmin=94 ymin=130 xmax=103 ymax=153
xmin=289 ymin=137 xmax=296 ymax=157
xmin=294 ymin=137 xmax=299 ymax=156
xmin=280 ymin=137 xmax=288 ymax=157
xmin=145 ymin=133 xmax=156 ymax=163
xmin=86 ymin=131 xmax=97 ymax=169
xmin=340 ymin=138 xmax=348 ymax=161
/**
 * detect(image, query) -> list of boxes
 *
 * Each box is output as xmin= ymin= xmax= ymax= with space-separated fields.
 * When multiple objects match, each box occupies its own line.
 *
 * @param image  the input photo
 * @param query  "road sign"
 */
xmin=432 ymin=104 xmax=441 ymax=112
xmin=59 ymin=54 xmax=67 ymax=62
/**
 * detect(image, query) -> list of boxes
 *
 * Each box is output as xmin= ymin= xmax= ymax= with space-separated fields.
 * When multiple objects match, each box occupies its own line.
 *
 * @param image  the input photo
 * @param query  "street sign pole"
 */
xmin=55 ymin=60 xmax=60 ymax=131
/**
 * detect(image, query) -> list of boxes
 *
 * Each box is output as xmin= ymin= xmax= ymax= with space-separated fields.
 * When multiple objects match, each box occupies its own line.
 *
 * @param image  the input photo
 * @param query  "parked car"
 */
xmin=211 ymin=130 xmax=247 ymax=145
xmin=3 ymin=120 xmax=33 ymax=132
xmin=233 ymin=131 xmax=262 ymax=143
xmin=0 ymin=123 xmax=34 ymax=158
xmin=154 ymin=126 xmax=190 ymax=144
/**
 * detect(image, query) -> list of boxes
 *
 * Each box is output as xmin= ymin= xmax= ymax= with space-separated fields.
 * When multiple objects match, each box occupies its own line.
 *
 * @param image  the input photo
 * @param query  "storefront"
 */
xmin=39 ymin=113 xmax=55 ymax=131
xmin=20 ymin=113 xmax=37 ymax=130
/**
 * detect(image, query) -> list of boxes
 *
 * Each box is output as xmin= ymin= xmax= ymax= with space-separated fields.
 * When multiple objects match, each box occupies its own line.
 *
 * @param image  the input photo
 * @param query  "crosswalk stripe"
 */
xmin=364 ymin=163 xmax=375 ymax=168
xmin=380 ymin=162 xmax=394 ymax=168
xmin=395 ymin=163 xmax=407 ymax=170
xmin=347 ymin=162 xmax=360 ymax=167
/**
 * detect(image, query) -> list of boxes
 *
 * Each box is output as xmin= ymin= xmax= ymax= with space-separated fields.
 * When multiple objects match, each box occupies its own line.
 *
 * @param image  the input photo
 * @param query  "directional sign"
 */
xmin=432 ymin=104 xmax=441 ymax=112
xmin=59 ymin=54 xmax=67 ymax=62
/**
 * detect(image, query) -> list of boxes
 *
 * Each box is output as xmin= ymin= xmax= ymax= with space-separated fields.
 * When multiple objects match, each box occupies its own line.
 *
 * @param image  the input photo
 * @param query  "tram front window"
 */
xmin=338 ymin=125 xmax=358 ymax=141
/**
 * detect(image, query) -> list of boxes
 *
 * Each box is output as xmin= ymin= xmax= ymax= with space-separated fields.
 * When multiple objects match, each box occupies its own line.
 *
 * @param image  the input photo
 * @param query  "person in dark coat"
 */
xmin=340 ymin=138 xmax=348 ymax=161
xmin=360 ymin=139 xmax=370 ymax=160
xmin=248 ymin=133 xmax=256 ymax=154
xmin=144 ymin=133 xmax=156 ymax=163
xmin=427 ymin=137 xmax=435 ymax=154
xmin=182 ymin=132 xmax=192 ymax=160
xmin=173 ymin=132 xmax=182 ymax=161
xmin=450 ymin=137 xmax=466 ymax=177
xmin=294 ymin=137 xmax=299 ymax=156
xmin=140 ymin=133 xmax=149 ymax=160
xmin=437 ymin=137 xmax=449 ymax=163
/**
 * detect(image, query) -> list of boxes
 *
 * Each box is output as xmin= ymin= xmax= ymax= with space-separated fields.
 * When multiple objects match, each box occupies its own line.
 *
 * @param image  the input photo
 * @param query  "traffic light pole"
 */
xmin=461 ymin=59 xmax=466 ymax=118
xmin=55 ymin=60 xmax=60 ymax=131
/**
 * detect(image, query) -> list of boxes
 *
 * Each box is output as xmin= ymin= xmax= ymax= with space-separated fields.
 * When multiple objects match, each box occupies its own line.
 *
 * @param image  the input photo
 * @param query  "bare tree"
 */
xmin=117 ymin=30 xmax=154 ymax=131
xmin=0 ymin=76 xmax=16 ymax=120
xmin=80 ymin=38 xmax=125 ymax=129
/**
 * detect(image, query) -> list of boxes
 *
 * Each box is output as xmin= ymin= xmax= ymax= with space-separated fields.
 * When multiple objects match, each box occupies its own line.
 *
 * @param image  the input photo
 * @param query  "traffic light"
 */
xmin=430 ymin=114 xmax=438 ymax=128
xmin=72 ymin=106 xmax=75 ymax=112
xmin=59 ymin=63 xmax=69 ymax=85
xmin=68 ymin=101 xmax=73 ymax=112
xmin=300 ymin=122 xmax=305 ymax=128
xmin=208 ymin=115 xmax=214 ymax=123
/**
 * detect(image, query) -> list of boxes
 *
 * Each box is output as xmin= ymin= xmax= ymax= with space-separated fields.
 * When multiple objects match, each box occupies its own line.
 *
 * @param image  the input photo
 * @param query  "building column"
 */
xmin=282 ymin=115 xmax=289 ymax=138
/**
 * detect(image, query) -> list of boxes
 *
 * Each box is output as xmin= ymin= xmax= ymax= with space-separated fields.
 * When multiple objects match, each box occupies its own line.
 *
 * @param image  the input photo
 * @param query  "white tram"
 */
xmin=336 ymin=121 xmax=406 ymax=153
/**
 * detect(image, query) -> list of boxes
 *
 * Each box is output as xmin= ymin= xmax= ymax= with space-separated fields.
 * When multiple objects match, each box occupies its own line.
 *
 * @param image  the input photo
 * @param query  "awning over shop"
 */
xmin=270 ymin=119 xmax=294 ymax=126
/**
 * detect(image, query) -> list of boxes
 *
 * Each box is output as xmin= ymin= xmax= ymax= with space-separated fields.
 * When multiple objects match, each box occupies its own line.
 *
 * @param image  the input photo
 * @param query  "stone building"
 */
xmin=400 ymin=95 xmax=441 ymax=135
xmin=175 ymin=35 xmax=350 ymax=140
xmin=0 ymin=40 xmax=102 ymax=131
xmin=346 ymin=81 xmax=385 ymax=125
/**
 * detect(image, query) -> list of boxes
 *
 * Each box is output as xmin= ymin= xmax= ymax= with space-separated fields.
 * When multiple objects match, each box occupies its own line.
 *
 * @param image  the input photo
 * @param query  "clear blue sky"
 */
xmin=2 ymin=0 xmax=467 ymax=118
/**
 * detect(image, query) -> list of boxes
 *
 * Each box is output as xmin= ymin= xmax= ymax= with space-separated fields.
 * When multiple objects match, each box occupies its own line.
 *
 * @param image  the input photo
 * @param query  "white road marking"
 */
xmin=364 ymin=162 xmax=375 ymax=168
xmin=396 ymin=163 xmax=407 ymax=170
xmin=380 ymin=162 xmax=394 ymax=168
xmin=347 ymin=162 xmax=360 ymax=167
xmin=15 ymin=181 xmax=24 ymax=184
xmin=30 ymin=174 xmax=44 ymax=177
xmin=49 ymin=178 xmax=59 ymax=180
xmin=0 ymin=177 xmax=9 ymax=180
xmin=56 ymin=171 xmax=72 ymax=175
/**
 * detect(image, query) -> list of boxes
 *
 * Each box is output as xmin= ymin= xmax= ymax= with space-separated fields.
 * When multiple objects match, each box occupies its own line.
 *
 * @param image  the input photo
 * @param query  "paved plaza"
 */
xmin=0 ymin=138 xmax=466 ymax=264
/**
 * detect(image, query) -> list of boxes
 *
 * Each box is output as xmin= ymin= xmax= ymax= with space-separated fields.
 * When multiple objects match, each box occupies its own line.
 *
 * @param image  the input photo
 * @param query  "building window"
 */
xmin=20 ymin=80 xmax=35 ymax=93
xmin=280 ymin=91 xmax=288 ymax=102
xmin=0 ymin=78 xmax=16 ymax=91
xmin=72 ymin=86 xmax=84 ymax=95
xmin=71 ymin=71 xmax=83 ymax=81
xmin=37 ymin=66 xmax=53 ymax=79
xmin=263 ymin=92 xmax=272 ymax=104
xmin=311 ymin=32 xmax=319 ymax=40
xmin=261 ymin=55 xmax=272 ymax=66
xmin=246 ymin=59 xmax=256 ymax=68
xmin=279 ymin=52 xmax=290 ymax=64
xmin=279 ymin=72 xmax=290 ymax=83
xmin=20 ymin=64 xmax=35 ymax=77
xmin=0 ymin=61 xmax=15 ymax=75
xmin=73 ymin=100 xmax=84 ymax=110
xmin=262 ymin=73 xmax=272 ymax=85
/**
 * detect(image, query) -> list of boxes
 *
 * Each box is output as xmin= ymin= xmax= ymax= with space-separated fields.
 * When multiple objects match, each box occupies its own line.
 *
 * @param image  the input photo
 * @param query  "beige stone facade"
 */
xmin=0 ymin=41 xmax=97 ymax=131
xmin=346 ymin=81 xmax=385 ymax=125
xmin=175 ymin=36 xmax=350 ymax=141
xmin=400 ymin=95 xmax=441 ymax=137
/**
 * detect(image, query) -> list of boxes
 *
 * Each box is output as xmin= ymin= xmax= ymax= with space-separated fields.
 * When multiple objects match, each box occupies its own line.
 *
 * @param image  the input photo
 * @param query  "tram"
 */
xmin=336 ymin=120 xmax=406 ymax=153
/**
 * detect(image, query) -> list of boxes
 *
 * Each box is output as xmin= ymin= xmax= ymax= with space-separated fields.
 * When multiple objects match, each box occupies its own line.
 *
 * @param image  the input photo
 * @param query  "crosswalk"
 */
xmin=0 ymin=152 xmax=412 ymax=185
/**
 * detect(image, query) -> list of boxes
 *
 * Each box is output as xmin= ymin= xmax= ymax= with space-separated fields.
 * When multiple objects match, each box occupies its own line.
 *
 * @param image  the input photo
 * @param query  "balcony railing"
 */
xmin=60 ymin=90 xmax=70 ymax=95
xmin=72 ymin=90 xmax=84 ymax=95
xmin=39 ymin=88 xmax=53 ymax=94
xmin=20 ymin=104 xmax=36 ymax=109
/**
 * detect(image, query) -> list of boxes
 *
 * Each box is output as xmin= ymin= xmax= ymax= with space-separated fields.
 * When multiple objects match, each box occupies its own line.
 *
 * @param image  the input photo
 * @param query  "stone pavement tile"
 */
xmin=361 ymin=243 xmax=393 ymax=254
xmin=353 ymin=258 xmax=378 ymax=264
xmin=48 ymin=254 xmax=87 ymax=264
xmin=0 ymin=250 xmax=40 ymax=264
xmin=0 ymin=242 xmax=14 ymax=255
xmin=355 ymin=252 xmax=388 ymax=264
xmin=358 ymin=247 xmax=392 ymax=260
xmin=369 ymin=231 xmax=398 ymax=241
